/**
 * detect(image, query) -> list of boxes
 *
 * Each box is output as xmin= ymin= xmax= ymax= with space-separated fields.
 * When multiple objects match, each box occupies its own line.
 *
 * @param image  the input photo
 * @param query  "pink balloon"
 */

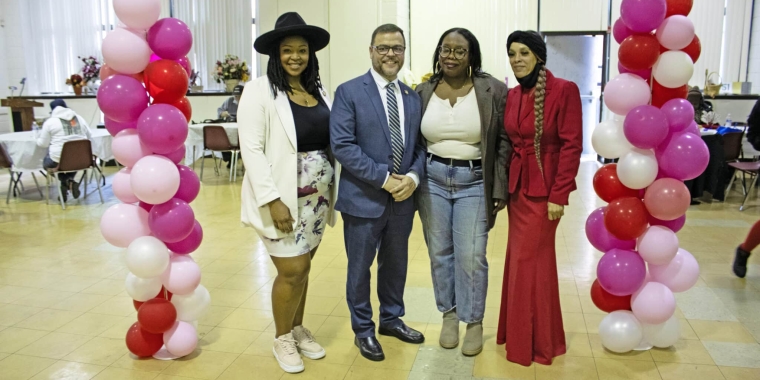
xmin=163 ymin=321 xmax=197 ymax=357
xmin=613 ymin=18 xmax=634 ymax=44
xmin=100 ymin=203 xmax=151 ymax=248
xmin=100 ymin=64 xmax=144 ymax=83
xmin=105 ymin=117 xmax=137 ymax=137
xmin=656 ymin=132 xmax=709 ymax=180
xmin=112 ymin=129 xmax=152 ymax=168
xmin=102 ymin=28 xmax=152 ymax=75
xmin=604 ymin=74 xmax=652 ymax=116
xmin=113 ymin=168 xmax=139 ymax=204
xmin=137 ymin=104 xmax=189 ymax=155
xmin=166 ymin=221 xmax=203 ymax=255
xmin=131 ymin=155 xmax=181 ymax=204
xmin=686 ymin=121 xmax=700 ymax=136
xmin=648 ymin=213 xmax=686 ymax=233
xmin=637 ymin=225 xmax=679 ymax=264
xmin=113 ymin=0 xmax=161 ymax=30
xmin=618 ymin=61 xmax=651 ymax=82
xmin=161 ymin=255 xmax=201 ymax=295
xmin=621 ymin=0 xmax=666 ymax=33
xmin=631 ymin=281 xmax=676 ymax=324
xmin=148 ymin=18 xmax=193 ymax=60
xmin=174 ymin=165 xmax=200 ymax=203
xmin=623 ymin=105 xmax=669 ymax=149
xmin=656 ymin=15 xmax=695 ymax=50
xmin=644 ymin=178 xmax=690 ymax=221
xmin=661 ymin=98 xmax=695 ymax=133
xmin=159 ymin=146 xmax=186 ymax=165
xmin=177 ymin=56 xmax=192 ymax=77
xmin=586 ymin=208 xmax=637 ymax=252
xmin=597 ymin=248 xmax=647 ymax=296
xmin=149 ymin=198 xmax=195 ymax=243
xmin=649 ymin=248 xmax=700 ymax=292
xmin=98 ymin=75 xmax=149 ymax=123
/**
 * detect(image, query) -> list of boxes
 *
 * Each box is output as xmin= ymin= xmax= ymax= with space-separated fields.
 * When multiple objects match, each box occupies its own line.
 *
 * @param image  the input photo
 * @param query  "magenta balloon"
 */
xmin=644 ymin=178 xmax=691 ymax=221
xmin=105 ymin=117 xmax=137 ymax=136
xmin=138 ymin=201 xmax=153 ymax=212
xmin=649 ymin=248 xmax=700 ymax=292
xmin=176 ymin=56 xmax=192 ymax=77
xmin=137 ymin=104 xmax=189 ymax=154
xmin=165 ymin=220 xmax=203 ymax=254
xmin=648 ymin=213 xmax=686 ymax=233
xmin=159 ymin=146 xmax=185 ymax=165
xmin=661 ymin=98 xmax=695 ymax=133
xmin=613 ymin=18 xmax=634 ymax=44
xmin=586 ymin=207 xmax=637 ymax=252
xmin=618 ymin=61 xmax=652 ymax=82
xmin=656 ymin=132 xmax=709 ymax=180
xmin=149 ymin=198 xmax=195 ymax=243
xmin=150 ymin=53 xmax=161 ymax=63
xmin=147 ymin=18 xmax=193 ymax=60
xmin=686 ymin=121 xmax=700 ymax=136
xmin=597 ymin=248 xmax=647 ymax=296
xmin=631 ymin=281 xmax=676 ymax=324
xmin=623 ymin=105 xmax=669 ymax=149
xmin=97 ymin=75 xmax=149 ymax=122
xmin=174 ymin=165 xmax=200 ymax=203
xmin=621 ymin=0 xmax=667 ymax=33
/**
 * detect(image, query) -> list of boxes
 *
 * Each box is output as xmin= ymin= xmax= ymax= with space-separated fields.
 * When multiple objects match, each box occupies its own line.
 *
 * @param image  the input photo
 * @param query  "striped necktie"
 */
xmin=386 ymin=82 xmax=403 ymax=173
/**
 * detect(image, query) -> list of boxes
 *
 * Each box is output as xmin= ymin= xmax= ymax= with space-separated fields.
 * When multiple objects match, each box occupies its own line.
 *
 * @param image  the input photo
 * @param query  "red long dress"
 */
xmin=496 ymin=70 xmax=583 ymax=366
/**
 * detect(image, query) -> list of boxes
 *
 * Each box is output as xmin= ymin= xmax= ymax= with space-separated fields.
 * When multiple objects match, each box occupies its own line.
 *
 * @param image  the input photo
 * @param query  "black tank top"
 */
xmin=289 ymin=98 xmax=330 ymax=152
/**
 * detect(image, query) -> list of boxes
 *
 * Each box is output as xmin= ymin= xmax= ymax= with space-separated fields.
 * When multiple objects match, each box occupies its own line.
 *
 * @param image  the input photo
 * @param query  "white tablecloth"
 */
xmin=0 ymin=129 xmax=113 ymax=172
xmin=184 ymin=123 xmax=238 ymax=164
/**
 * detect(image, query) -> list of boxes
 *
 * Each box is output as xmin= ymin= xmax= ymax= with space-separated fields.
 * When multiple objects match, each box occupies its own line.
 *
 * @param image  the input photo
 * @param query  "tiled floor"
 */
xmin=1 ymin=160 xmax=760 ymax=380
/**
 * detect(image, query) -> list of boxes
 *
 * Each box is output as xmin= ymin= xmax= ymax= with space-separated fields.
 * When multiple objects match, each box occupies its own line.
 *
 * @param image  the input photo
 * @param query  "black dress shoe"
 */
xmin=354 ymin=336 xmax=384 ymax=361
xmin=69 ymin=180 xmax=81 ymax=199
xmin=379 ymin=323 xmax=425 ymax=344
xmin=734 ymin=246 xmax=751 ymax=278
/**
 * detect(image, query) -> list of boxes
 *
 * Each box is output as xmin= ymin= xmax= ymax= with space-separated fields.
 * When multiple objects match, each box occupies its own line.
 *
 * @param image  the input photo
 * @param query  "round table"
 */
xmin=0 ymin=129 xmax=113 ymax=172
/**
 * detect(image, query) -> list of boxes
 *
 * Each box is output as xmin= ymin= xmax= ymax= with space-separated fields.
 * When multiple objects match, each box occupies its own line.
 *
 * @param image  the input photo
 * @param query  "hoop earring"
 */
xmin=435 ymin=61 xmax=441 ymax=73
xmin=468 ymin=66 xmax=472 ymax=77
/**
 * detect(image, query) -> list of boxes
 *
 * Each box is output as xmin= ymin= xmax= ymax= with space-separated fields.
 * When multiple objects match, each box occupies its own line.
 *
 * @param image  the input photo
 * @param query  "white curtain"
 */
xmin=171 ymin=0 xmax=253 ymax=91
xmin=721 ymin=0 xmax=753 ymax=83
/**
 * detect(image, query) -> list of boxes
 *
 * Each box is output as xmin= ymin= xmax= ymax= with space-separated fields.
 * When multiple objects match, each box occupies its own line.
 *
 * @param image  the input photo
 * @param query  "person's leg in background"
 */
xmin=222 ymin=152 xmax=232 ymax=168
xmin=734 ymin=219 xmax=760 ymax=277
xmin=43 ymin=155 xmax=69 ymax=202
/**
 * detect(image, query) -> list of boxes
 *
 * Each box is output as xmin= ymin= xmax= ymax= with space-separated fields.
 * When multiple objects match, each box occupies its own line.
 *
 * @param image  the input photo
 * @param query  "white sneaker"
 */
xmin=272 ymin=333 xmax=304 ymax=373
xmin=293 ymin=325 xmax=326 ymax=359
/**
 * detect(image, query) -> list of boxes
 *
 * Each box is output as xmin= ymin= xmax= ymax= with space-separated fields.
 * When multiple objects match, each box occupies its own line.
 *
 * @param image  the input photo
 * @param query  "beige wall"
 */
xmin=540 ymin=0 xmax=609 ymax=32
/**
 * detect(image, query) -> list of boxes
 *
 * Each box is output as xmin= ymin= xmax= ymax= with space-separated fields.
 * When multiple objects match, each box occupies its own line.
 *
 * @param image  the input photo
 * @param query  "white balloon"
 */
xmin=617 ymin=148 xmax=658 ymax=189
xmin=125 ymin=272 xmax=162 ymax=301
xmin=653 ymin=51 xmax=694 ymax=89
xmin=126 ymin=236 xmax=170 ymax=278
xmin=171 ymin=284 xmax=211 ymax=322
xmin=599 ymin=310 xmax=643 ymax=353
xmin=642 ymin=315 xmax=681 ymax=348
xmin=656 ymin=16 xmax=695 ymax=51
xmin=592 ymin=118 xmax=634 ymax=159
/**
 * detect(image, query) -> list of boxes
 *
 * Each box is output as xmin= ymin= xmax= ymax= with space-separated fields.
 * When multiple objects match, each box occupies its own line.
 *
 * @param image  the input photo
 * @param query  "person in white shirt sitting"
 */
xmin=36 ymin=99 xmax=92 ymax=202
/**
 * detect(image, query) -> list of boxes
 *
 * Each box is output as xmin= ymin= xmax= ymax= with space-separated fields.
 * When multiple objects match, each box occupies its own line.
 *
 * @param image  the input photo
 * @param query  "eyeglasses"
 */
xmin=438 ymin=46 xmax=468 ymax=60
xmin=372 ymin=45 xmax=406 ymax=55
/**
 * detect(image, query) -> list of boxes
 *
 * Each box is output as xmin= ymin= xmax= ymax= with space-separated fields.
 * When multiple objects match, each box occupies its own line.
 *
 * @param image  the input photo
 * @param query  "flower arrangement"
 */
xmin=66 ymin=74 xmax=84 ymax=88
xmin=79 ymin=56 xmax=101 ymax=83
xmin=213 ymin=55 xmax=250 ymax=83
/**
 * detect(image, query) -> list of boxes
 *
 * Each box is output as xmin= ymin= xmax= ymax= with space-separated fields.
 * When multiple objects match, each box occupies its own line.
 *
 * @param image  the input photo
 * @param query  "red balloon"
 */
xmin=137 ymin=298 xmax=177 ymax=334
xmin=681 ymin=35 xmax=701 ymax=63
xmin=132 ymin=287 xmax=173 ymax=311
xmin=174 ymin=97 xmax=192 ymax=122
xmin=666 ymin=0 xmax=693 ymax=17
xmin=604 ymin=197 xmax=649 ymax=241
xmin=591 ymin=279 xmax=632 ymax=313
xmin=619 ymin=34 xmax=660 ymax=71
xmin=144 ymin=59 xmax=189 ymax=104
xmin=125 ymin=322 xmax=163 ymax=357
xmin=593 ymin=164 xmax=639 ymax=203
xmin=652 ymin=81 xmax=688 ymax=108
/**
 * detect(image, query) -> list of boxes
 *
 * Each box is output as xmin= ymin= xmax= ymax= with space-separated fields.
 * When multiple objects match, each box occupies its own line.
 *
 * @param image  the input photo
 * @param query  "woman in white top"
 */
xmin=415 ymin=28 xmax=509 ymax=356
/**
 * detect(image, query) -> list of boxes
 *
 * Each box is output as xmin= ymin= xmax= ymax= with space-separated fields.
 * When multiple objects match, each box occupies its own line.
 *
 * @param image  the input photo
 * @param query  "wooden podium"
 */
xmin=1 ymin=98 xmax=44 ymax=132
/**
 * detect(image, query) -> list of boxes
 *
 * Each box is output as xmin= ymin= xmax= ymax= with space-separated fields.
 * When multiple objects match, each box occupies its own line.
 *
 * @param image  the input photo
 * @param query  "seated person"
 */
xmin=35 ymin=99 xmax=92 ymax=201
xmin=217 ymin=85 xmax=243 ymax=167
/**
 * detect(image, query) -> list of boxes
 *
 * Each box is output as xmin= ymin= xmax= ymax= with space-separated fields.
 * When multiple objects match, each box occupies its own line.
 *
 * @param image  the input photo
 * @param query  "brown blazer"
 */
xmin=416 ymin=74 xmax=511 ymax=229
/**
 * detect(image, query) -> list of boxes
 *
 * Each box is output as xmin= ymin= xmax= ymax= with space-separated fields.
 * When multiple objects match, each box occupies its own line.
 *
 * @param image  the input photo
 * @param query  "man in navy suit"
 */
xmin=330 ymin=24 xmax=427 ymax=361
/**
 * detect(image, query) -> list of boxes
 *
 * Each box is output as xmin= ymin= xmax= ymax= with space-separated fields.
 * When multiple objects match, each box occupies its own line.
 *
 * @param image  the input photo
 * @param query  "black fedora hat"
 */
xmin=254 ymin=12 xmax=330 ymax=54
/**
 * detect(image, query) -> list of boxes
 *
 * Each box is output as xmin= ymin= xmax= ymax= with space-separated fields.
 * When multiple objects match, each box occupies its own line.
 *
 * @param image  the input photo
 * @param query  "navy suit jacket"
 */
xmin=330 ymin=70 xmax=426 ymax=218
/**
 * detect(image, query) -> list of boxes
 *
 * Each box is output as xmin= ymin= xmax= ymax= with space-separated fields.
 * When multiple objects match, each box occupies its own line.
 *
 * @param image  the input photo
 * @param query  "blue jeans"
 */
xmin=417 ymin=158 xmax=489 ymax=323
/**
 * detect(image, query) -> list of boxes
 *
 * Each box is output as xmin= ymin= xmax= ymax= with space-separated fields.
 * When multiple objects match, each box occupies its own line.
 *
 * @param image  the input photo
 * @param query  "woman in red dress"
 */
xmin=496 ymin=31 xmax=583 ymax=366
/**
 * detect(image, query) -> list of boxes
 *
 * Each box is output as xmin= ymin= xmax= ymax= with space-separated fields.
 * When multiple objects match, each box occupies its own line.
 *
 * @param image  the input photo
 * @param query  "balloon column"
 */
xmin=98 ymin=0 xmax=208 ymax=359
xmin=590 ymin=0 xmax=703 ymax=354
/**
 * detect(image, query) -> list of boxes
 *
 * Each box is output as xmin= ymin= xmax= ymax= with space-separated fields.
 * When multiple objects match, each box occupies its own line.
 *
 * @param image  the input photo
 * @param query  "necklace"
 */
xmin=292 ymin=85 xmax=312 ymax=106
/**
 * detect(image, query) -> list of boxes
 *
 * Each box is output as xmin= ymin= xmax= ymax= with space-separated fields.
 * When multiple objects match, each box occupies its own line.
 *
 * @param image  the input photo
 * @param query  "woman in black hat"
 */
xmin=495 ymin=30 xmax=583 ymax=366
xmin=237 ymin=12 xmax=334 ymax=374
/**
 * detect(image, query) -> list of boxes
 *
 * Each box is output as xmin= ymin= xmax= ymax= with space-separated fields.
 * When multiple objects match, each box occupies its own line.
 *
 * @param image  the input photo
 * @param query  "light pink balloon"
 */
xmin=112 ymin=129 xmax=152 ymax=168
xmin=100 ymin=203 xmax=151 ymax=248
xmin=631 ymin=281 xmax=676 ymax=324
xmin=649 ymin=248 xmax=700 ymax=292
xmin=161 ymin=255 xmax=201 ymax=295
xmin=131 ymin=155 xmax=180 ymax=204
xmin=603 ymin=74 xmax=652 ymax=116
xmin=637 ymin=225 xmax=679 ymax=265
xmin=112 ymin=168 xmax=139 ymax=203
xmin=102 ymin=28 xmax=152 ymax=75
xmin=163 ymin=321 xmax=198 ymax=357
xmin=656 ymin=15 xmax=695 ymax=51
xmin=114 ymin=0 xmax=161 ymax=30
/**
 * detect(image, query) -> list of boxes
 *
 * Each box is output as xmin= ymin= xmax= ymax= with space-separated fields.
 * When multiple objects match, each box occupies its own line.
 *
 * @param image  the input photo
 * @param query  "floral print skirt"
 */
xmin=262 ymin=150 xmax=334 ymax=257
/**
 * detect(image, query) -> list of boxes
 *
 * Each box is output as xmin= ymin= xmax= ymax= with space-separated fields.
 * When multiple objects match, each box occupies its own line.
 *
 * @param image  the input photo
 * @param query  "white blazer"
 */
xmin=238 ymin=76 xmax=339 ymax=239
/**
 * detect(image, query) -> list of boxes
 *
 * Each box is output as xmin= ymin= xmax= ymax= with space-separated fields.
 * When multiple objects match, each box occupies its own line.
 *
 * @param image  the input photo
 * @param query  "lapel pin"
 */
xmin=404 ymin=90 xmax=408 ymax=95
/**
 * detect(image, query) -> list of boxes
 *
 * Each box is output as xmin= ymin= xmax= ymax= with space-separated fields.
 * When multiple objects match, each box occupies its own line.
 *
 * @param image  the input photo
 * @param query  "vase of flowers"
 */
xmin=66 ymin=74 xmax=84 ymax=96
xmin=213 ymin=55 xmax=250 ymax=92
xmin=79 ymin=56 xmax=101 ymax=94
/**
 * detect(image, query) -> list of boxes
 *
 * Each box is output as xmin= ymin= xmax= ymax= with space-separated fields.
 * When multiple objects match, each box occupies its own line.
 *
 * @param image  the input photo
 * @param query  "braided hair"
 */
xmin=266 ymin=37 xmax=323 ymax=99
xmin=533 ymin=65 xmax=547 ymax=177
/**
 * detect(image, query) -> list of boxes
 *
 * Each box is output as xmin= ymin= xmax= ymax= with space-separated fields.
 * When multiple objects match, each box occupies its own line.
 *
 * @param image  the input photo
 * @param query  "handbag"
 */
xmin=704 ymin=70 xmax=722 ymax=98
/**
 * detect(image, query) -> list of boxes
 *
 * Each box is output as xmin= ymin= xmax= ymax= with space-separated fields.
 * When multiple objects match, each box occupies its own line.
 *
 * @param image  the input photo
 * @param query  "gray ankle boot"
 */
xmin=461 ymin=322 xmax=483 ymax=356
xmin=439 ymin=309 xmax=459 ymax=349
